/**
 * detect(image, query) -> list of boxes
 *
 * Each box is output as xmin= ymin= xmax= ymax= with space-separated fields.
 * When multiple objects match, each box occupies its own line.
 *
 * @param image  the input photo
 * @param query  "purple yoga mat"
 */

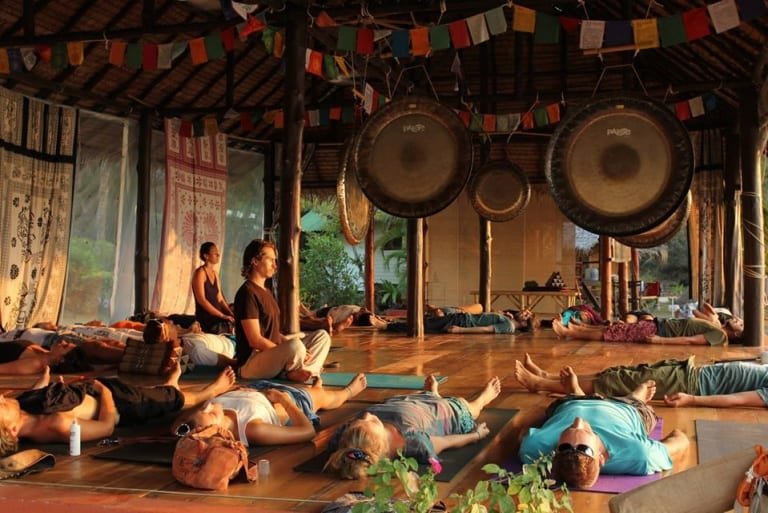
xmin=504 ymin=419 xmax=663 ymax=494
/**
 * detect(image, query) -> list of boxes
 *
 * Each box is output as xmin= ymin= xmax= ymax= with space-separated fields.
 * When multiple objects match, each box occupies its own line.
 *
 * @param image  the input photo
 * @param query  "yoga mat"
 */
xmin=696 ymin=419 xmax=768 ymax=463
xmin=92 ymin=440 xmax=275 ymax=466
xmin=317 ymin=372 xmax=446 ymax=389
xmin=294 ymin=408 xmax=518 ymax=482
xmin=504 ymin=419 xmax=664 ymax=494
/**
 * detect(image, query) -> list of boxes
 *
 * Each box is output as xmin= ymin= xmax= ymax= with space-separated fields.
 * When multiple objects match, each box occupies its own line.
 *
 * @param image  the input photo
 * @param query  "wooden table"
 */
xmin=470 ymin=289 xmax=580 ymax=312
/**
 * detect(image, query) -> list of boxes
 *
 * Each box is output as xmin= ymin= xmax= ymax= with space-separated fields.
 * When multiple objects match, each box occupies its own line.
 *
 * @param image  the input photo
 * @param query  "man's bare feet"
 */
xmin=514 ymin=360 xmax=549 ymax=393
xmin=205 ymin=366 xmax=237 ymax=395
xmin=32 ymin=366 xmax=51 ymax=390
xmin=162 ymin=360 xmax=184 ymax=387
xmin=334 ymin=315 xmax=355 ymax=334
xmin=523 ymin=353 xmax=554 ymax=379
xmin=630 ymin=380 xmax=657 ymax=403
xmin=552 ymin=318 xmax=568 ymax=338
xmin=284 ymin=368 xmax=313 ymax=383
xmin=424 ymin=374 xmax=440 ymax=395
xmin=475 ymin=376 xmax=502 ymax=407
xmin=344 ymin=373 xmax=368 ymax=398
xmin=559 ymin=366 xmax=584 ymax=395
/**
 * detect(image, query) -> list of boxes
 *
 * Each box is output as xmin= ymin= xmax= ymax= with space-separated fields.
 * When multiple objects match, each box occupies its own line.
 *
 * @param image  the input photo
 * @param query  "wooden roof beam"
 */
xmin=23 ymin=0 xmax=35 ymax=37
xmin=1 ymin=0 xmax=53 ymax=38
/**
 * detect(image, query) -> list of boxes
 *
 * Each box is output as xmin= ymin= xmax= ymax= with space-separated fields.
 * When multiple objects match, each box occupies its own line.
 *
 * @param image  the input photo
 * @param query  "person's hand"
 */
xmin=664 ymin=392 xmax=694 ymax=407
xmin=644 ymin=335 xmax=657 ymax=344
xmin=263 ymin=389 xmax=291 ymax=404
xmin=474 ymin=422 xmax=490 ymax=440
xmin=91 ymin=379 xmax=111 ymax=394
xmin=223 ymin=315 xmax=234 ymax=323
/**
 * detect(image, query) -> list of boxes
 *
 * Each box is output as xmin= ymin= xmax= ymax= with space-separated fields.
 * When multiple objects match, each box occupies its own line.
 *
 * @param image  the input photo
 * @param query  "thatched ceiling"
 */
xmin=0 ymin=0 xmax=766 ymax=187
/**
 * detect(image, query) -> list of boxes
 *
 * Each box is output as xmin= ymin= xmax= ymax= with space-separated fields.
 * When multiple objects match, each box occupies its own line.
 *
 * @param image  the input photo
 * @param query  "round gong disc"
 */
xmin=545 ymin=96 xmax=693 ymax=236
xmin=468 ymin=160 xmax=531 ymax=222
xmin=354 ymin=96 xmax=473 ymax=218
xmin=616 ymin=191 xmax=691 ymax=248
xmin=337 ymin=136 xmax=373 ymax=245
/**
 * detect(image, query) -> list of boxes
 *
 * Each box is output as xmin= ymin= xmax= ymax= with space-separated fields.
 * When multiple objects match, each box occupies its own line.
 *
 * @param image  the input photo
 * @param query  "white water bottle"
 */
xmin=69 ymin=419 xmax=81 ymax=456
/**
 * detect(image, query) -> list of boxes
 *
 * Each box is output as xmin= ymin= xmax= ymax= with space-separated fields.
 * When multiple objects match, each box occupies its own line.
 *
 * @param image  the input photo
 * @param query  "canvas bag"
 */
xmin=172 ymin=425 xmax=257 ymax=490
xmin=119 ymin=337 xmax=180 ymax=375
xmin=735 ymin=445 xmax=768 ymax=513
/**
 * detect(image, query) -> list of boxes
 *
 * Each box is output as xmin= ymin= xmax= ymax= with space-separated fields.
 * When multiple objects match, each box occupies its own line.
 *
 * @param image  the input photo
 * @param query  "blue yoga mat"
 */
xmin=318 ymin=372 xmax=446 ymax=389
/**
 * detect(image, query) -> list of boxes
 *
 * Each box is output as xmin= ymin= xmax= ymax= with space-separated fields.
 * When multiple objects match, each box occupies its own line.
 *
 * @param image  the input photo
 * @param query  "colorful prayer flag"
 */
xmin=484 ymin=6 xmax=508 ymax=36
xmin=179 ymin=120 xmax=193 ymax=137
xmin=512 ymin=5 xmax=536 ymax=33
xmin=337 ymin=26 xmax=357 ymax=52
xmin=306 ymin=49 xmax=323 ymax=77
xmin=429 ymin=25 xmax=451 ymax=50
xmin=109 ymin=41 xmax=127 ymax=66
xmin=66 ymin=41 xmax=84 ymax=65
xmin=262 ymin=27 xmax=275 ymax=54
xmin=688 ymin=96 xmax=705 ymax=117
xmin=458 ymin=110 xmax=471 ymax=127
xmin=482 ymin=114 xmax=496 ymax=133
xmin=704 ymin=92 xmax=718 ymax=111
xmin=204 ymin=117 xmax=219 ymax=135
xmin=521 ymin=111 xmax=535 ymax=130
xmin=143 ymin=43 xmax=158 ymax=70
xmin=0 ymin=50 xmax=9 ymax=74
xmin=189 ymin=37 xmax=208 ymax=65
xmin=534 ymin=12 xmax=560 ymax=44
xmin=560 ymin=17 xmax=581 ymax=34
xmin=329 ymin=107 xmax=342 ymax=121
xmin=334 ymin=55 xmax=351 ymax=76
xmin=658 ymin=15 xmax=687 ymax=47
xmin=391 ymin=30 xmax=410 ymax=58
xmin=708 ymin=0 xmax=741 ymax=33
xmin=448 ymin=20 xmax=472 ymax=49
xmin=221 ymin=26 xmax=237 ymax=51
xmin=125 ymin=43 xmax=142 ymax=69
xmin=316 ymin=10 xmax=337 ymax=27
xmin=534 ymin=107 xmax=549 ymax=127
xmin=674 ymin=101 xmax=691 ymax=121
xmin=737 ymin=0 xmax=767 ymax=21
xmin=20 ymin=48 xmax=37 ymax=70
xmin=632 ymin=18 xmax=659 ymax=49
xmin=466 ymin=13 xmax=490 ymax=44
xmin=308 ymin=110 xmax=320 ymax=127
xmin=682 ymin=8 xmax=711 ymax=41
xmin=273 ymin=30 xmax=285 ymax=57
xmin=323 ymin=55 xmax=338 ymax=80
xmin=192 ymin=119 xmax=205 ymax=137
xmin=363 ymin=83 xmax=375 ymax=113
xmin=469 ymin=112 xmax=484 ymax=132
xmin=604 ymin=20 xmax=633 ymax=47
xmin=240 ymin=13 xmax=266 ymax=39
xmin=546 ymin=103 xmax=561 ymax=124
xmin=273 ymin=110 xmax=284 ymax=129
xmin=319 ymin=108 xmax=330 ymax=125
xmin=341 ymin=106 xmax=354 ymax=123
xmin=240 ymin=113 xmax=254 ymax=131
xmin=6 ymin=49 xmax=21 ymax=73
xmin=157 ymin=43 xmax=174 ymax=69
xmin=410 ymin=27 xmax=430 ymax=56
xmin=35 ymin=45 xmax=52 ymax=63
xmin=357 ymin=28 xmax=374 ymax=54
xmin=580 ymin=20 xmax=605 ymax=49
xmin=51 ymin=43 xmax=68 ymax=69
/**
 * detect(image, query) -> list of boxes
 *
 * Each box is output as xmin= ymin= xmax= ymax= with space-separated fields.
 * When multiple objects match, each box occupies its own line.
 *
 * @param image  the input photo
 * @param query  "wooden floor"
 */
xmin=1 ymin=327 xmax=766 ymax=513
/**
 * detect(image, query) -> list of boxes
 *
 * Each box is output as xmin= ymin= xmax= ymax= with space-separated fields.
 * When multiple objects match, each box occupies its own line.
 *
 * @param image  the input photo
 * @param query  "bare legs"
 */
xmin=465 ymin=376 xmax=502 ymax=419
xmin=170 ymin=365 xmax=237 ymax=409
xmin=306 ymin=373 xmax=368 ymax=410
xmin=552 ymin=318 xmax=605 ymax=341
xmin=514 ymin=355 xmax=598 ymax=395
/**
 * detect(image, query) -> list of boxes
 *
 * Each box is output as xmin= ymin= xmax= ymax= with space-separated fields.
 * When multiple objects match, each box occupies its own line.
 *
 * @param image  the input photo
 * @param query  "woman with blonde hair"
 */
xmin=326 ymin=375 xmax=501 ymax=479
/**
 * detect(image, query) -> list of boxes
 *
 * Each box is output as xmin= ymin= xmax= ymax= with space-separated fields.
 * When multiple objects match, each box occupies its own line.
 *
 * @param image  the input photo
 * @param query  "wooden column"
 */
xmin=364 ymin=221 xmax=375 ymax=312
xmin=630 ymin=248 xmax=640 ymax=311
xmin=740 ymin=88 xmax=764 ymax=346
xmin=406 ymin=218 xmax=424 ymax=337
xmin=277 ymin=7 xmax=306 ymax=335
xmin=617 ymin=262 xmax=628 ymax=317
xmin=600 ymin=236 xmax=613 ymax=321
xmin=479 ymin=218 xmax=492 ymax=311
xmin=724 ymin=129 xmax=741 ymax=316
xmin=134 ymin=110 xmax=152 ymax=314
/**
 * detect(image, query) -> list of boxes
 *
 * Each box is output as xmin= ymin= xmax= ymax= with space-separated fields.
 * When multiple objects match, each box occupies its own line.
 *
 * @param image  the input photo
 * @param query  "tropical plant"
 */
xmin=300 ymin=231 xmax=363 ymax=309
xmin=351 ymin=453 xmax=572 ymax=513
xmin=378 ymin=280 xmax=405 ymax=309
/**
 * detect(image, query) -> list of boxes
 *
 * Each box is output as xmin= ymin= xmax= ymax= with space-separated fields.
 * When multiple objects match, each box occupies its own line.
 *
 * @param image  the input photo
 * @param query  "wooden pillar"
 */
xmin=134 ymin=110 xmax=152 ymax=314
xmin=739 ymin=88 xmax=764 ymax=346
xmin=277 ymin=6 xmax=306 ymax=335
xmin=600 ymin=236 xmax=613 ymax=321
xmin=479 ymin=218 xmax=492 ymax=311
xmin=630 ymin=248 xmax=640 ymax=311
xmin=406 ymin=218 xmax=424 ymax=337
xmin=617 ymin=262 xmax=629 ymax=317
xmin=724 ymin=129 xmax=741 ymax=316
xmin=364 ymin=221 xmax=375 ymax=312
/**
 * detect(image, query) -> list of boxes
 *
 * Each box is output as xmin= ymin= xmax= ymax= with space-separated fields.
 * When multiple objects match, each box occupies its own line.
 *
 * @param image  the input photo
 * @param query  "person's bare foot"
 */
xmin=333 ymin=315 xmax=354 ymax=334
xmin=552 ymin=318 xmax=568 ymax=338
xmin=514 ymin=360 xmax=550 ymax=393
xmin=559 ymin=366 xmax=584 ymax=395
xmin=424 ymin=374 xmax=440 ymax=395
xmin=523 ymin=353 xmax=554 ymax=379
xmin=162 ymin=360 xmax=184 ymax=387
xmin=284 ymin=368 xmax=313 ymax=383
xmin=631 ymin=380 xmax=657 ymax=403
xmin=32 ymin=366 xmax=51 ymax=390
xmin=369 ymin=315 xmax=389 ymax=329
xmin=344 ymin=373 xmax=368 ymax=398
xmin=475 ymin=376 xmax=501 ymax=407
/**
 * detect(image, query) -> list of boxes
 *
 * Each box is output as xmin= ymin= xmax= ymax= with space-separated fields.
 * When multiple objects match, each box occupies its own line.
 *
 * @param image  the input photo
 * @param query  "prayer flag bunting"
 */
xmin=512 ymin=5 xmax=536 ymax=33
xmin=20 ymin=48 xmax=37 ymax=70
xmin=273 ymin=30 xmax=285 ymax=57
xmin=308 ymin=110 xmax=320 ymax=127
xmin=219 ymin=0 xmax=238 ymax=20
xmin=0 ymin=50 xmax=8 ymax=74
xmin=391 ymin=30 xmax=410 ymax=58
xmin=189 ymin=37 xmax=208 ymax=65
xmin=708 ymin=0 xmax=741 ymax=33
xmin=143 ymin=43 xmax=158 ymax=70
xmin=125 ymin=43 xmax=142 ymax=69
xmin=411 ymin=27 xmax=430 ymax=56
xmin=482 ymin=114 xmax=496 ymax=133
xmin=466 ymin=13 xmax=490 ymax=44
xmin=306 ymin=49 xmax=323 ymax=77
xmin=157 ymin=43 xmax=174 ymax=69
xmin=704 ymin=92 xmax=718 ymax=111
xmin=448 ymin=20 xmax=472 ymax=49
xmin=429 ymin=25 xmax=451 ymax=51
xmin=51 ymin=43 xmax=68 ymax=69
xmin=534 ymin=107 xmax=549 ymax=127
xmin=36 ymin=45 xmax=52 ymax=63
xmin=319 ymin=108 xmax=330 ymax=125
xmin=496 ymin=113 xmax=511 ymax=131
xmin=737 ymin=0 xmax=767 ymax=20
xmin=262 ymin=27 xmax=275 ymax=54
xmin=683 ymin=8 xmax=711 ymax=40
xmin=534 ymin=12 xmax=560 ymax=44
xmin=560 ymin=17 xmax=581 ymax=34
xmin=221 ymin=26 xmax=237 ymax=51
xmin=172 ymin=41 xmax=188 ymax=60
xmin=688 ymin=96 xmax=705 ymax=117
xmin=193 ymin=119 xmax=205 ymax=137
xmin=341 ymin=106 xmax=354 ymax=123
xmin=357 ymin=28 xmax=374 ymax=54
xmin=109 ymin=41 xmax=126 ymax=66
xmin=337 ymin=26 xmax=357 ymax=51
xmin=363 ymin=83 xmax=375 ymax=113
xmin=632 ymin=19 xmax=659 ymax=49
xmin=179 ymin=120 xmax=192 ymax=137
xmin=334 ymin=55 xmax=351 ymax=76
xmin=231 ymin=1 xmax=257 ymax=20
xmin=521 ymin=111 xmax=535 ymax=130
xmin=273 ymin=110 xmax=284 ymax=129
xmin=373 ymin=29 xmax=392 ymax=42
xmin=240 ymin=13 xmax=266 ymax=39
xmin=604 ymin=20 xmax=633 ymax=47
xmin=580 ymin=20 xmax=605 ymax=49
xmin=675 ymin=101 xmax=691 ymax=121
xmin=458 ymin=110 xmax=471 ymax=127
xmin=323 ymin=55 xmax=338 ymax=80
xmin=7 ymin=49 xmax=22 ymax=73
xmin=204 ymin=117 xmax=219 ymax=135
xmin=546 ymin=103 xmax=561 ymax=123
xmin=469 ymin=112 xmax=484 ymax=132
xmin=67 ymin=41 xmax=84 ymax=65
xmin=316 ymin=10 xmax=337 ymax=27
xmin=658 ymin=14 xmax=687 ymax=47
xmin=485 ymin=6 xmax=508 ymax=36
xmin=329 ymin=107 xmax=342 ymax=120
xmin=240 ymin=112 xmax=254 ymax=131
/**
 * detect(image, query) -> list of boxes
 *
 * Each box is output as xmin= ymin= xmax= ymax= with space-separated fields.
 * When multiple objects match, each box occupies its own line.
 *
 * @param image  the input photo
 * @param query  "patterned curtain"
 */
xmin=0 ymin=87 xmax=77 ymax=330
xmin=151 ymin=119 xmax=228 ymax=315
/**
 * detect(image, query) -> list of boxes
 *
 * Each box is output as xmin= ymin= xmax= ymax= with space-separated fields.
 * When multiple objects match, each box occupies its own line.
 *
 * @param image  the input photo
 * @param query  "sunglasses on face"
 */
xmin=556 ymin=443 xmax=595 ymax=458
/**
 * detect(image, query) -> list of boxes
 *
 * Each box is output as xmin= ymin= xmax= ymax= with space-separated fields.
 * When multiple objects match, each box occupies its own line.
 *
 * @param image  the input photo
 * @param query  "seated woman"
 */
xmin=172 ymin=373 xmax=368 ymax=446
xmin=0 ymin=364 xmax=236 ymax=455
xmin=326 ymin=375 xmax=501 ymax=479
xmin=0 ymin=339 xmax=91 ymax=375
xmin=192 ymin=242 xmax=235 ymax=334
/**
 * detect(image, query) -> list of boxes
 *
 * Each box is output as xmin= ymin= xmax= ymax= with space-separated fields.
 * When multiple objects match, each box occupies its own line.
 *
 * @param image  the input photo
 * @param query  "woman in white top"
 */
xmin=173 ymin=373 xmax=367 ymax=446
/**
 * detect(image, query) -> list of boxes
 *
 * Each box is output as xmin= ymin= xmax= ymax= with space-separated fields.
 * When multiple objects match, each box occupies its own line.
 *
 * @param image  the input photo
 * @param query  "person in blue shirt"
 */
xmin=518 ymin=369 xmax=689 ymax=488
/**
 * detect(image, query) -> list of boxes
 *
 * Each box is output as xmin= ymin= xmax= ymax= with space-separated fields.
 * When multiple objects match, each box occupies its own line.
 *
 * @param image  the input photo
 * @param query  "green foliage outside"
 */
xmin=300 ymin=231 xmax=363 ymax=309
xmin=637 ymin=228 xmax=690 ymax=300
xmin=63 ymin=237 xmax=116 ymax=323
xmin=352 ymin=453 xmax=571 ymax=513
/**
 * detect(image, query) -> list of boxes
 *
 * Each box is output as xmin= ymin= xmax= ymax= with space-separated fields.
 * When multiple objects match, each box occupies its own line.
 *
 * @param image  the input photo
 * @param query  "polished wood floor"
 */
xmin=0 ymin=327 xmax=766 ymax=513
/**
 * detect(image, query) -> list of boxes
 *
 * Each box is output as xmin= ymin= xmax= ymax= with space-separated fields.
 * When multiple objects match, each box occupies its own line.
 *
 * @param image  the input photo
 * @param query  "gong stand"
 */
xmin=364 ymin=222 xmax=375 ymax=313
xmin=406 ymin=218 xmax=424 ymax=337
xmin=479 ymin=219 xmax=492 ymax=312
xmin=600 ymin=236 xmax=613 ymax=321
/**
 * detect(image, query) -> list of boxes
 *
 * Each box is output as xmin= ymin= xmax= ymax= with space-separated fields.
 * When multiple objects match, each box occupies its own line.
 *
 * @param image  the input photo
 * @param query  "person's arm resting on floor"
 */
xmin=664 ymin=390 xmax=766 ymax=408
xmin=246 ymin=389 xmax=316 ymax=445
xmin=431 ymin=422 xmax=490 ymax=454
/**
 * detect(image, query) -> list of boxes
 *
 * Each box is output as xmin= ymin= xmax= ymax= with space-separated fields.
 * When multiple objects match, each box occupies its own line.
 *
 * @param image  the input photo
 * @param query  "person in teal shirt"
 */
xmin=518 ymin=373 xmax=688 ymax=488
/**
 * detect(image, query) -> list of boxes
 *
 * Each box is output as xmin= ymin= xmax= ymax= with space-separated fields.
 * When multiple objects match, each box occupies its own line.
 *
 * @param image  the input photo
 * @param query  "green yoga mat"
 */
xmin=92 ymin=440 xmax=275 ymax=466
xmin=318 ymin=372 xmax=446 ymax=389
xmin=695 ymin=419 xmax=768 ymax=463
xmin=294 ymin=408 xmax=518 ymax=482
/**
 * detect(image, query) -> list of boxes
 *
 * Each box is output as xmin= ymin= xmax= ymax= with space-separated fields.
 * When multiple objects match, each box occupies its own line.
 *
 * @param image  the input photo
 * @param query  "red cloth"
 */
xmin=448 ymin=20 xmax=472 ymax=49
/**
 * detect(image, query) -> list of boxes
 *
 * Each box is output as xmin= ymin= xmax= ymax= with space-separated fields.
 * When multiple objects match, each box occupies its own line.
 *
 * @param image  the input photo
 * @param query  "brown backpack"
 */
xmin=172 ymin=425 xmax=257 ymax=490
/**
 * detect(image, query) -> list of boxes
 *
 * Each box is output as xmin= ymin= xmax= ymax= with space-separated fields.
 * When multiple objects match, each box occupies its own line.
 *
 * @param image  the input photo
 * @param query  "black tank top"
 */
xmin=195 ymin=271 xmax=222 ymax=332
xmin=0 ymin=340 xmax=34 ymax=364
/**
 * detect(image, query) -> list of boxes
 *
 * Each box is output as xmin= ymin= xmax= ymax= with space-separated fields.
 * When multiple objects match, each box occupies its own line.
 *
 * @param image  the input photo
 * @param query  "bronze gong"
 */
xmin=546 ymin=96 xmax=693 ymax=236
xmin=468 ymin=160 xmax=531 ymax=222
xmin=354 ymin=96 xmax=473 ymax=218
xmin=337 ymin=136 xmax=373 ymax=245
xmin=616 ymin=191 xmax=691 ymax=248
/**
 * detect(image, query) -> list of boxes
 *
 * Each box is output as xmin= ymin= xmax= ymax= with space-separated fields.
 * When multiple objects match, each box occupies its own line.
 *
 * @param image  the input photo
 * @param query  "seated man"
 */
xmin=518 ymin=368 xmax=689 ymax=488
xmin=0 ymin=364 xmax=235 ymax=456
xmin=516 ymin=353 xmax=768 ymax=409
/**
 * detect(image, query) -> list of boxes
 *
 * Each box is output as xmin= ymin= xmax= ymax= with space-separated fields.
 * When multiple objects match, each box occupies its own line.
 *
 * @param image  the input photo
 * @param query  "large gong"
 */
xmin=546 ymin=96 xmax=693 ymax=236
xmin=468 ymin=160 xmax=531 ymax=222
xmin=337 ymin=136 xmax=373 ymax=245
xmin=354 ymin=96 xmax=473 ymax=218
xmin=616 ymin=191 xmax=691 ymax=248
